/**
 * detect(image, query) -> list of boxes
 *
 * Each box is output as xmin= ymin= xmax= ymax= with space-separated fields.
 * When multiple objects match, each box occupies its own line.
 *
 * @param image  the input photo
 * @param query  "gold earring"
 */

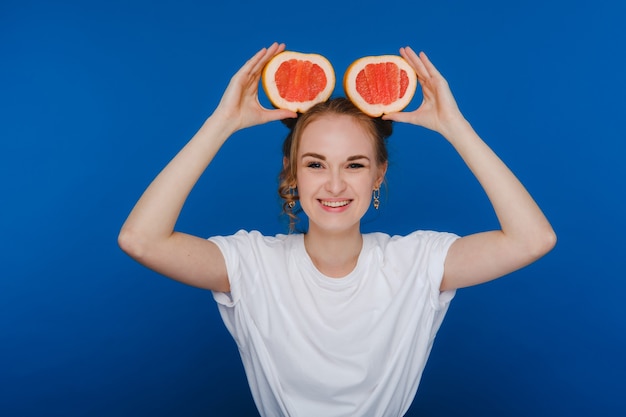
xmin=373 ymin=188 xmax=380 ymax=210
xmin=288 ymin=187 xmax=296 ymax=209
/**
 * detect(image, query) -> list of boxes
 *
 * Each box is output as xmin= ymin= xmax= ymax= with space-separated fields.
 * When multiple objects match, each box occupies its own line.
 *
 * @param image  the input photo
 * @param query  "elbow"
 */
xmin=118 ymin=225 xmax=148 ymax=261
xmin=529 ymin=226 xmax=557 ymax=261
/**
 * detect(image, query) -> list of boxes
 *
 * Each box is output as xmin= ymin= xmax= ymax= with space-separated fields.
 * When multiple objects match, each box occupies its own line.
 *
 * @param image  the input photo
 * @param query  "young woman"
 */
xmin=119 ymin=42 xmax=556 ymax=416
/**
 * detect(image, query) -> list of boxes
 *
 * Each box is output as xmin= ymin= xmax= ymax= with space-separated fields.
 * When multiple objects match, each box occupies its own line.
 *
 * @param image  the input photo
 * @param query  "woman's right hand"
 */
xmin=212 ymin=42 xmax=298 ymax=133
xmin=118 ymin=44 xmax=296 ymax=292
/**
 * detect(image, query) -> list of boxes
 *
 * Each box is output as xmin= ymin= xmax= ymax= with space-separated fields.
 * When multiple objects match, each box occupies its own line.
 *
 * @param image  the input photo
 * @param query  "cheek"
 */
xmin=295 ymin=172 xmax=315 ymax=195
xmin=364 ymin=172 xmax=381 ymax=189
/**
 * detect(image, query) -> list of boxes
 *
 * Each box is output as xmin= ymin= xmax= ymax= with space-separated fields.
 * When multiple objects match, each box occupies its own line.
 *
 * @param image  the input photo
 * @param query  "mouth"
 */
xmin=319 ymin=199 xmax=352 ymax=208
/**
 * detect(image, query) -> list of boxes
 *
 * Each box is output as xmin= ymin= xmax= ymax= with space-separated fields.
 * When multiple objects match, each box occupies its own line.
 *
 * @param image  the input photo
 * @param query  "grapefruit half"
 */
xmin=262 ymin=51 xmax=335 ymax=113
xmin=344 ymin=55 xmax=418 ymax=117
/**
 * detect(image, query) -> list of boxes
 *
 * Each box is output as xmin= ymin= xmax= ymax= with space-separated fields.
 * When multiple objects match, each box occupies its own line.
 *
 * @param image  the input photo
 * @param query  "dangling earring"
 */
xmin=373 ymin=187 xmax=380 ymax=210
xmin=288 ymin=187 xmax=296 ymax=209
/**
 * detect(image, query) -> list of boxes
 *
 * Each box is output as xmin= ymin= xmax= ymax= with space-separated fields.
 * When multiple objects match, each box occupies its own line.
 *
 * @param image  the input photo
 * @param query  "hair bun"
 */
xmin=280 ymin=115 xmax=300 ymax=130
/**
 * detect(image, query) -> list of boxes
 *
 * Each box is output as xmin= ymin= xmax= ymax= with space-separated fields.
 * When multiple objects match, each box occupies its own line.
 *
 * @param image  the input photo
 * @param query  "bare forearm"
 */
xmin=443 ymin=117 xmax=556 ymax=253
xmin=120 ymin=115 xmax=236 ymax=242
xmin=386 ymin=48 xmax=555 ymax=289
xmin=117 ymin=43 xmax=295 ymax=289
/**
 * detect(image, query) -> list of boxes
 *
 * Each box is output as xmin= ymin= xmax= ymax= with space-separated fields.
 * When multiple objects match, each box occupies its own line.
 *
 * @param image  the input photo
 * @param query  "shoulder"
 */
xmin=209 ymin=230 xmax=301 ymax=306
xmin=365 ymin=230 xmax=459 ymax=253
xmin=363 ymin=230 xmax=459 ymax=271
xmin=209 ymin=229 xmax=299 ymax=255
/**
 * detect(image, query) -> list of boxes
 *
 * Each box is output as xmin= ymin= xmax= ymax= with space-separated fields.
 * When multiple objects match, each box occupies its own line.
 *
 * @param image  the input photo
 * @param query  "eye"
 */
xmin=307 ymin=161 xmax=323 ymax=169
xmin=347 ymin=163 xmax=365 ymax=169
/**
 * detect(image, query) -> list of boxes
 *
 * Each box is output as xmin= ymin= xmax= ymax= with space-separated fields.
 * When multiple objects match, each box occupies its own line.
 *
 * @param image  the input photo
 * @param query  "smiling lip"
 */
xmin=319 ymin=199 xmax=352 ymax=208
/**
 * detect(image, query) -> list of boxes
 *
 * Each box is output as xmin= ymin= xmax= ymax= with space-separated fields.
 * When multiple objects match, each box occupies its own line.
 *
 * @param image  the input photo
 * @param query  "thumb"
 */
xmin=381 ymin=111 xmax=414 ymax=124
xmin=263 ymin=108 xmax=298 ymax=123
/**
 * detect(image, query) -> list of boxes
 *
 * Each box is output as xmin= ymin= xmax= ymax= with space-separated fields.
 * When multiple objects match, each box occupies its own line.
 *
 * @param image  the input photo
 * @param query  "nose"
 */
xmin=325 ymin=168 xmax=347 ymax=195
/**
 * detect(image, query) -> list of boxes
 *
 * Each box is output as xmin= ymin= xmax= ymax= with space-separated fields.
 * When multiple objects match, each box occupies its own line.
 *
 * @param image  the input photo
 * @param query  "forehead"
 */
xmin=298 ymin=115 xmax=375 ymax=156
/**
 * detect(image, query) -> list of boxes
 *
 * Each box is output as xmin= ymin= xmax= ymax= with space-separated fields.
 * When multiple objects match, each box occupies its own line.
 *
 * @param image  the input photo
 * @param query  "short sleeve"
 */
xmin=208 ymin=229 xmax=258 ymax=307
xmin=383 ymin=230 xmax=459 ymax=311
xmin=419 ymin=231 xmax=459 ymax=310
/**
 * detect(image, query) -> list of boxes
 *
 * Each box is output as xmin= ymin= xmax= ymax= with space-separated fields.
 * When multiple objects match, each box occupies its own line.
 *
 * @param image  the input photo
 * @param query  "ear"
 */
xmin=375 ymin=162 xmax=388 ymax=188
xmin=283 ymin=157 xmax=297 ymax=188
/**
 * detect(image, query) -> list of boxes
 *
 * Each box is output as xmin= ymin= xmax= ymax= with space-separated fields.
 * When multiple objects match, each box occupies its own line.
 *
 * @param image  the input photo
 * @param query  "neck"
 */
xmin=303 ymin=226 xmax=363 ymax=278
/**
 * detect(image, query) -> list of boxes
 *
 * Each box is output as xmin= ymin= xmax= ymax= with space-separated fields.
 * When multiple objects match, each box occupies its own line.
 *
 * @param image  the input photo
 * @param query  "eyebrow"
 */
xmin=301 ymin=152 xmax=371 ymax=162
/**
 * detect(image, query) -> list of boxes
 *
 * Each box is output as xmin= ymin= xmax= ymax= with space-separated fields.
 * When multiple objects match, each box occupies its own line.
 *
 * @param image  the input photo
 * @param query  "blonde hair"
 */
xmin=278 ymin=97 xmax=392 ymax=231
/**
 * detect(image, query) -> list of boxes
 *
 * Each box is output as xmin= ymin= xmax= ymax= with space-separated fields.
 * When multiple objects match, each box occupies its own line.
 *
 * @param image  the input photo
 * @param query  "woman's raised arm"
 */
xmin=118 ymin=43 xmax=297 ymax=291
xmin=384 ymin=47 xmax=556 ymax=291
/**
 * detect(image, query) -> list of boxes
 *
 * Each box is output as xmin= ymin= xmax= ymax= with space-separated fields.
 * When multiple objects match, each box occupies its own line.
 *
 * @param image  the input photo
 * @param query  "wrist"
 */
xmin=201 ymin=109 xmax=241 ymax=140
xmin=439 ymin=115 xmax=474 ymax=142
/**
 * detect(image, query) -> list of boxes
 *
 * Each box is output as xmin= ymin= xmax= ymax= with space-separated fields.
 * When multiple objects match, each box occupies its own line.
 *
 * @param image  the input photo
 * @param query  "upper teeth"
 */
xmin=321 ymin=200 xmax=350 ymax=207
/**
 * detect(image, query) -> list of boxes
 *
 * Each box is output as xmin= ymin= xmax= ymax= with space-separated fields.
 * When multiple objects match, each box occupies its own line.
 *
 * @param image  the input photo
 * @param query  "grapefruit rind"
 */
xmin=262 ymin=51 xmax=335 ymax=113
xmin=343 ymin=55 xmax=418 ymax=117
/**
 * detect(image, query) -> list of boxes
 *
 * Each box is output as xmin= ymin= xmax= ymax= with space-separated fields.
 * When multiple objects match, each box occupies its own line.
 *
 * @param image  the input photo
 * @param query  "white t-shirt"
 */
xmin=211 ymin=229 xmax=458 ymax=417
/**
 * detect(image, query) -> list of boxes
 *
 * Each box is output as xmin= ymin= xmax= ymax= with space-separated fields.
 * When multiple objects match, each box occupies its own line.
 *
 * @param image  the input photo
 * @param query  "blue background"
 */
xmin=2 ymin=0 xmax=624 ymax=415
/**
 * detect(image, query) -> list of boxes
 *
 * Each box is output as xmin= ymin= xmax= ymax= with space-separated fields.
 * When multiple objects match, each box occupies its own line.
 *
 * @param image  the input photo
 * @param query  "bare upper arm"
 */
xmin=119 ymin=229 xmax=230 ymax=292
xmin=441 ymin=229 xmax=556 ymax=292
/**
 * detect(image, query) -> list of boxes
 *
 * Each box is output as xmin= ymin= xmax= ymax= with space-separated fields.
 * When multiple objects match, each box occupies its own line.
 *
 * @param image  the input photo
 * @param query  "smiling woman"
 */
xmin=118 ymin=42 xmax=556 ymax=417
xmin=293 ymin=109 xmax=388 ymax=277
xmin=278 ymin=97 xmax=391 ymax=234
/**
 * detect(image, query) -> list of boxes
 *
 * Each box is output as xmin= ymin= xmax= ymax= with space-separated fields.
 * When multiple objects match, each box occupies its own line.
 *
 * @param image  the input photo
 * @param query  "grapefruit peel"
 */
xmin=343 ymin=55 xmax=418 ymax=117
xmin=262 ymin=51 xmax=335 ymax=113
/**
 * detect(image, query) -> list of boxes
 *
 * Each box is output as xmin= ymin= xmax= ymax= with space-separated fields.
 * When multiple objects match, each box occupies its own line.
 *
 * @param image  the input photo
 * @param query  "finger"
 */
xmin=250 ymin=46 xmax=272 ymax=75
xmin=232 ymin=47 xmax=269 ymax=83
xmin=418 ymin=51 xmax=443 ymax=78
xmin=254 ymin=108 xmax=298 ymax=127
xmin=265 ymin=108 xmax=298 ymax=122
xmin=251 ymin=42 xmax=285 ymax=75
xmin=401 ymin=46 xmax=430 ymax=81
xmin=381 ymin=111 xmax=413 ymax=124
xmin=240 ymin=43 xmax=279 ymax=77
xmin=275 ymin=42 xmax=286 ymax=54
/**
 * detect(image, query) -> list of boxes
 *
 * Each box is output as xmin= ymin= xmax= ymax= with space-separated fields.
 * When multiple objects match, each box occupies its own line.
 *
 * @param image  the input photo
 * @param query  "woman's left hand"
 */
xmin=382 ymin=47 xmax=465 ymax=138
xmin=384 ymin=48 xmax=556 ymax=292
